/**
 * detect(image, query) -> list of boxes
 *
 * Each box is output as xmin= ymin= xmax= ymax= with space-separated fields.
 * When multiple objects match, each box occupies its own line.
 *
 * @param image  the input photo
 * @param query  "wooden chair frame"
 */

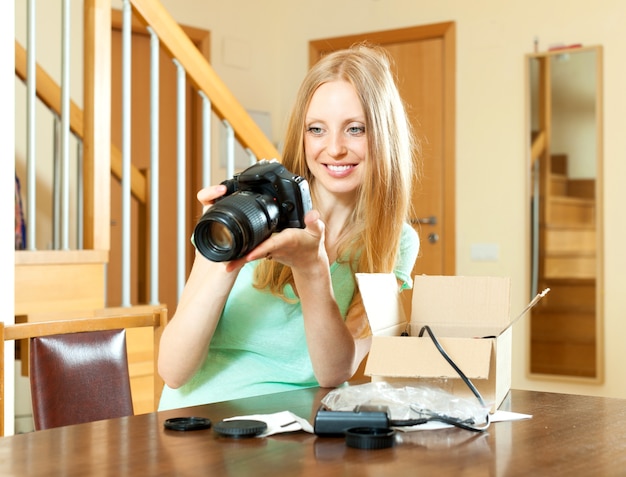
xmin=0 ymin=307 xmax=167 ymax=436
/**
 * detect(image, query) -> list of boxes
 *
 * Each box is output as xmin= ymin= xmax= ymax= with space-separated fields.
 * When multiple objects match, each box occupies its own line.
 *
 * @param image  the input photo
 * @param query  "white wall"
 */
xmin=8 ymin=0 xmax=626 ymax=409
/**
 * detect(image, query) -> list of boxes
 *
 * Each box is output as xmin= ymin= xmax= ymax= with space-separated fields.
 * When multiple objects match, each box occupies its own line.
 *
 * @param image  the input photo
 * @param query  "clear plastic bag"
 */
xmin=321 ymin=381 xmax=489 ymax=429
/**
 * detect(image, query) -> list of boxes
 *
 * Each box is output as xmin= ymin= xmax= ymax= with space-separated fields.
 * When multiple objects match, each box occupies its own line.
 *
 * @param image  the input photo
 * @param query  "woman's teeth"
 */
xmin=327 ymin=164 xmax=353 ymax=172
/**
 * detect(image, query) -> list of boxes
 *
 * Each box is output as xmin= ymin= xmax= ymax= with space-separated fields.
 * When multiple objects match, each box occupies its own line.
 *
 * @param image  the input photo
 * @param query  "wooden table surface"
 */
xmin=1 ymin=387 xmax=625 ymax=476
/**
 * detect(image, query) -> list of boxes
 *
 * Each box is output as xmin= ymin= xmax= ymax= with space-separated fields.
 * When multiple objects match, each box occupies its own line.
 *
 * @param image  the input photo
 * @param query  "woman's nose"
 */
xmin=326 ymin=132 xmax=347 ymax=158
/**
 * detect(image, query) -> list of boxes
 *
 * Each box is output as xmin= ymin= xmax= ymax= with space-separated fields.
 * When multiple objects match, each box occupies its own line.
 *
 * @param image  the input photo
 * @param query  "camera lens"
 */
xmin=194 ymin=191 xmax=280 ymax=262
xmin=208 ymin=222 xmax=234 ymax=250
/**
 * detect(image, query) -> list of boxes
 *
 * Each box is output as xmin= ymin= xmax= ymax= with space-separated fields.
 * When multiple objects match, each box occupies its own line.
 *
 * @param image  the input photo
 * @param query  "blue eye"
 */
xmin=348 ymin=126 xmax=365 ymax=135
xmin=307 ymin=126 xmax=323 ymax=135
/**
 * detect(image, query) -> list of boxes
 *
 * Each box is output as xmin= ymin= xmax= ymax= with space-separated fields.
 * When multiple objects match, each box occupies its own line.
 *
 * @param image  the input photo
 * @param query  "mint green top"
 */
xmin=158 ymin=223 xmax=419 ymax=411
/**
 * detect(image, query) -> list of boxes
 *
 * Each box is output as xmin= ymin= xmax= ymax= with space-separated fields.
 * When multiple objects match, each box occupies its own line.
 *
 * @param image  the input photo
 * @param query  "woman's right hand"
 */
xmin=197 ymin=184 xmax=227 ymax=213
xmin=194 ymin=184 xmax=248 ymax=274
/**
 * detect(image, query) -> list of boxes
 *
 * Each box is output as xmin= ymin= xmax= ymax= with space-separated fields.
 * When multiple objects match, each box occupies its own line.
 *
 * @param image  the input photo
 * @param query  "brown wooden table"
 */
xmin=1 ymin=387 xmax=625 ymax=476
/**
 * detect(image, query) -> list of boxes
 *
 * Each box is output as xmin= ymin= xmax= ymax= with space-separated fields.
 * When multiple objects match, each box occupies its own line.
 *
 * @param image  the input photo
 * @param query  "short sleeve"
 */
xmin=393 ymin=223 xmax=420 ymax=290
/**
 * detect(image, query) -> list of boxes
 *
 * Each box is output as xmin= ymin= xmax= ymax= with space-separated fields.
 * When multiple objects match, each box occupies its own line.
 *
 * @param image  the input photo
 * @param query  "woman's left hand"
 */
xmin=225 ymin=210 xmax=327 ymax=272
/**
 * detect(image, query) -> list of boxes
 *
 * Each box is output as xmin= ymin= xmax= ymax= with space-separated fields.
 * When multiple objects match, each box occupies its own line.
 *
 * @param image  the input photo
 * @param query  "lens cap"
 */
xmin=345 ymin=427 xmax=396 ymax=450
xmin=213 ymin=419 xmax=268 ymax=438
xmin=164 ymin=417 xmax=212 ymax=432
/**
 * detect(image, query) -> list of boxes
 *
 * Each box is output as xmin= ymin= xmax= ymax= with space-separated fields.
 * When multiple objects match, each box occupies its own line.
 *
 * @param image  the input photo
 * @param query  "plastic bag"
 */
xmin=321 ymin=381 xmax=489 ymax=429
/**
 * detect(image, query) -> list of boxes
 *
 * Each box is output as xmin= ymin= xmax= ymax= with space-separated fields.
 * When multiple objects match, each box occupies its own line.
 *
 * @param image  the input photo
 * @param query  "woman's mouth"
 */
xmin=325 ymin=163 xmax=357 ymax=177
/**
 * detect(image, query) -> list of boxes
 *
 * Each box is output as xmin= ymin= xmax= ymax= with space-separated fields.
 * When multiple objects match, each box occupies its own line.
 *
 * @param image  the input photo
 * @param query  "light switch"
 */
xmin=470 ymin=243 xmax=500 ymax=261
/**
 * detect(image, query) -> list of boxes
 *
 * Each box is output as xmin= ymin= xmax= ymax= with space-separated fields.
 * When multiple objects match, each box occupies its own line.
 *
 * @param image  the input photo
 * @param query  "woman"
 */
xmin=158 ymin=44 xmax=420 ymax=410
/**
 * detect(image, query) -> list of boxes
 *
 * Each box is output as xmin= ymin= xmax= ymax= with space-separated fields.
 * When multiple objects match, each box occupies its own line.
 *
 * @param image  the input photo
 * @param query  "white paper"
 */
xmin=225 ymin=410 xmax=314 ymax=437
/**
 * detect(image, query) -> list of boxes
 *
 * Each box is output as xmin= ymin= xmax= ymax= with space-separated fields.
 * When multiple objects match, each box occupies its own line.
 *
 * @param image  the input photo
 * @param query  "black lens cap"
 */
xmin=345 ymin=427 xmax=396 ymax=450
xmin=164 ymin=417 xmax=212 ymax=432
xmin=213 ymin=419 xmax=268 ymax=438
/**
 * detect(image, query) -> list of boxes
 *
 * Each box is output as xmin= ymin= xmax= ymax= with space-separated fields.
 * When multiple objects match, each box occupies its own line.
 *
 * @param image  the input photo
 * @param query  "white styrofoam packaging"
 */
xmin=358 ymin=275 xmax=542 ymax=413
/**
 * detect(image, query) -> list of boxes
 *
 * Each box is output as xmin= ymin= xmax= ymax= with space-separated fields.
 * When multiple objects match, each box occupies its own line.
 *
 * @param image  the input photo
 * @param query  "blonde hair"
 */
xmin=254 ymin=44 xmax=418 ymax=307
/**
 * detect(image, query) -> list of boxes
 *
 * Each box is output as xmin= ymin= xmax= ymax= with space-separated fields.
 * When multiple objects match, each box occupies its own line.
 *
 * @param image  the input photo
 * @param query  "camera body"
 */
xmin=193 ymin=159 xmax=313 ymax=262
xmin=224 ymin=159 xmax=312 ymax=231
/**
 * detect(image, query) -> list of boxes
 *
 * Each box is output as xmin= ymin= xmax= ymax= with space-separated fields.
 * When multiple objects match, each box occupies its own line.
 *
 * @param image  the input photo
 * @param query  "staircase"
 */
xmin=11 ymin=0 xmax=279 ymax=425
xmin=530 ymin=154 xmax=597 ymax=377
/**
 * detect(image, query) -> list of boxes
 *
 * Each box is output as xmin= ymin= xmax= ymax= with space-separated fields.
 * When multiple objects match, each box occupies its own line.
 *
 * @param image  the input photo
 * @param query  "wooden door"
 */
xmin=110 ymin=12 xmax=210 ymax=313
xmin=310 ymin=23 xmax=456 ymax=313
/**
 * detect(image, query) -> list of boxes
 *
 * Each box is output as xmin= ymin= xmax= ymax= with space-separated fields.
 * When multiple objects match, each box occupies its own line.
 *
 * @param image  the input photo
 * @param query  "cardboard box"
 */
xmin=357 ymin=275 xmax=541 ymax=413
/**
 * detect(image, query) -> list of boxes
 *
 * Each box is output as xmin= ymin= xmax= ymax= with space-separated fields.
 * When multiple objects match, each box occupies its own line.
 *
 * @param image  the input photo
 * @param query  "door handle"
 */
xmin=428 ymin=233 xmax=439 ymax=244
xmin=410 ymin=216 xmax=437 ymax=225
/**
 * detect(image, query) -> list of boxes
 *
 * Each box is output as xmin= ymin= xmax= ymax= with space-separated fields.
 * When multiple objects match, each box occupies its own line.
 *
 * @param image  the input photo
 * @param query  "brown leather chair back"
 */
xmin=29 ymin=329 xmax=134 ymax=430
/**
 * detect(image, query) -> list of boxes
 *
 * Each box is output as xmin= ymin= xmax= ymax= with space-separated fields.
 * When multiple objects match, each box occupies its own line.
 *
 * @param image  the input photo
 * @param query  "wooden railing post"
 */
xmin=83 ymin=0 xmax=112 ymax=252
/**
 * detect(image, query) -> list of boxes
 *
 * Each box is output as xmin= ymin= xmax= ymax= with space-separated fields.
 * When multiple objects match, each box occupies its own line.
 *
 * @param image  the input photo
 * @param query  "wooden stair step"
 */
xmin=531 ymin=309 xmax=596 ymax=343
xmin=543 ymin=250 xmax=596 ymax=259
xmin=533 ymin=296 xmax=595 ymax=313
xmin=551 ymin=154 xmax=568 ymax=175
xmin=544 ymin=222 xmax=595 ymax=230
xmin=535 ymin=279 xmax=595 ymax=310
xmin=544 ymin=226 xmax=596 ymax=254
xmin=530 ymin=341 xmax=596 ymax=377
xmin=550 ymin=175 xmax=568 ymax=196
xmin=549 ymin=176 xmax=595 ymax=200
xmin=547 ymin=196 xmax=595 ymax=226
xmin=543 ymin=256 xmax=596 ymax=279
xmin=550 ymin=196 xmax=595 ymax=206
xmin=567 ymin=179 xmax=595 ymax=199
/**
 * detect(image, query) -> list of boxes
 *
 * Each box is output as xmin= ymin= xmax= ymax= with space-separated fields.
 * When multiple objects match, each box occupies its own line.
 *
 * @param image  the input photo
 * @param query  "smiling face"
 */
xmin=304 ymin=80 xmax=368 ymax=202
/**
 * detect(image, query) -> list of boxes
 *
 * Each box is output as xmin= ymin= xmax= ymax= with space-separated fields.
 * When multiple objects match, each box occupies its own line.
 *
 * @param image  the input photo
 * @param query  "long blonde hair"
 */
xmin=254 ymin=44 xmax=418 ymax=306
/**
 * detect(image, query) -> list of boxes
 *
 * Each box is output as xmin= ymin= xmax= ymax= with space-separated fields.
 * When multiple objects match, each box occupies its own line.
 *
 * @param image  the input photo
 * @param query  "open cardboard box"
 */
xmin=356 ymin=274 xmax=546 ymax=413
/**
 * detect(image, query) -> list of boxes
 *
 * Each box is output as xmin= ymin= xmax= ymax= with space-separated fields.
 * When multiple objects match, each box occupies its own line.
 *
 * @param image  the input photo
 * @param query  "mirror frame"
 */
xmin=526 ymin=45 xmax=604 ymax=383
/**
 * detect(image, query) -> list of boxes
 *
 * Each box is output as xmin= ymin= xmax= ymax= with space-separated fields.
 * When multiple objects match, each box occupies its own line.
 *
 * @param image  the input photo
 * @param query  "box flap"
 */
xmin=365 ymin=336 xmax=494 ymax=379
xmin=411 ymin=323 xmax=506 ymax=339
xmin=356 ymin=273 xmax=407 ymax=336
xmin=411 ymin=276 xmax=511 ymax=336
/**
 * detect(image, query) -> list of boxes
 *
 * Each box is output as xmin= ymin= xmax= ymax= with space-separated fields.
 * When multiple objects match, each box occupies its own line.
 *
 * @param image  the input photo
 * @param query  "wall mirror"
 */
xmin=527 ymin=46 xmax=603 ymax=381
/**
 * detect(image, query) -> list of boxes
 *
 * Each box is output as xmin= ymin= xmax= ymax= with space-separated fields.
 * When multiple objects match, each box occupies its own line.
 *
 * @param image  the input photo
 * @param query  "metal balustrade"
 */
xmin=14 ymin=0 xmax=276 ymax=309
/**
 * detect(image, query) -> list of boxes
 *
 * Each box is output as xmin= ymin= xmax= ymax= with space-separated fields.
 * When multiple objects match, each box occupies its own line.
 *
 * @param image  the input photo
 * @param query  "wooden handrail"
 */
xmin=15 ymin=41 xmax=147 ymax=203
xmin=531 ymin=130 xmax=546 ymax=165
xmin=130 ymin=0 xmax=280 ymax=161
xmin=14 ymin=42 xmax=84 ymax=138
xmin=3 ymin=313 xmax=159 ymax=341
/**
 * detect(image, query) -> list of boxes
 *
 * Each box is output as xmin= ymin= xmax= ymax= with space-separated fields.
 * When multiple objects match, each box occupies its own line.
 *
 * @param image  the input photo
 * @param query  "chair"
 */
xmin=0 ymin=308 xmax=167 ymax=435
xmin=29 ymin=329 xmax=134 ymax=430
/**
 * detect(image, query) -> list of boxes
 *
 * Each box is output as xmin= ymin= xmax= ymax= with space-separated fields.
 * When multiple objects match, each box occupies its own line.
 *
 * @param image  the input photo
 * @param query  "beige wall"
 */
xmin=8 ymin=1 xmax=626 ymax=402
xmin=155 ymin=0 xmax=626 ymax=400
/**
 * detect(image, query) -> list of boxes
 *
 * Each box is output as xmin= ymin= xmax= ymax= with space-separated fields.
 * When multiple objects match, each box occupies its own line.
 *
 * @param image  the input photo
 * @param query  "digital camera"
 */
xmin=193 ymin=159 xmax=313 ymax=262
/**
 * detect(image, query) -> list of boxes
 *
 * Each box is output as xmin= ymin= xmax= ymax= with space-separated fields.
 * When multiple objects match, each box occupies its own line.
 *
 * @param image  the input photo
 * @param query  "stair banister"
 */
xmin=129 ymin=0 xmax=279 ymax=161
xmin=148 ymin=26 xmax=160 ymax=306
xmin=15 ymin=0 xmax=277 ymax=311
